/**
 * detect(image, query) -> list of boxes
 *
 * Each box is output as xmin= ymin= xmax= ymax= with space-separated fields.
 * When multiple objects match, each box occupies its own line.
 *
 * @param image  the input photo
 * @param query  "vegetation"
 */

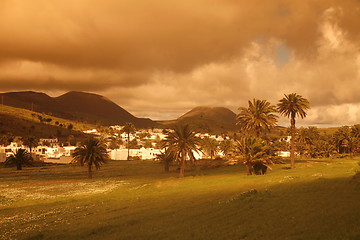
xmin=161 ymin=125 xmax=201 ymax=177
xmin=0 ymin=135 xmax=14 ymax=146
xmin=156 ymin=148 xmax=178 ymax=172
xmin=107 ymin=137 xmax=122 ymax=150
xmin=237 ymin=99 xmax=278 ymax=137
xmin=71 ymin=138 xmax=109 ymax=178
xmin=277 ymin=93 xmax=310 ymax=168
xmin=1 ymin=159 xmax=360 ymax=240
xmin=122 ymin=122 xmax=136 ymax=160
xmin=0 ymin=104 xmax=95 ymax=132
xmin=4 ymin=148 xmax=33 ymax=170
xmin=4 ymin=91 xmax=360 ymax=239
xmin=201 ymin=137 xmax=219 ymax=159
xmin=0 ymin=105 xmax=95 ymax=144
xmin=219 ymin=139 xmax=234 ymax=159
xmin=234 ymin=137 xmax=268 ymax=175
xmin=21 ymin=136 xmax=39 ymax=154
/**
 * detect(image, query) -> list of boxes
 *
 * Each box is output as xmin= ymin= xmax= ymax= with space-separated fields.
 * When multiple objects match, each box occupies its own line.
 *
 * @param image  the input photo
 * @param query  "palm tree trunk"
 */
xmin=164 ymin=161 xmax=169 ymax=172
xmin=88 ymin=164 xmax=92 ymax=179
xmin=290 ymin=115 xmax=296 ymax=169
xmin=17 ymin=163 xmax=22 ymax=170
xmin=246 ymin=159 xmax=253 ymax=175
xmin=256 ymin=127 xmax=261 ymax=138
xmin=179 ymin=151 xmax=185 ymax=178
xmin=127 ymin=132 xmax=130 ymax=160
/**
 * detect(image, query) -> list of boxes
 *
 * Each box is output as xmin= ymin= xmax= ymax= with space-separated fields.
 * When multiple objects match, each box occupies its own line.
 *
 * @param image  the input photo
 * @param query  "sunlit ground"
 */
xmin=1 ymin=159 xmax=360 ymax=240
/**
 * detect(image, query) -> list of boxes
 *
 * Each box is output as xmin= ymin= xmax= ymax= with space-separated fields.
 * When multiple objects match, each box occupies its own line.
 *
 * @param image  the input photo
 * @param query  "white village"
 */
xmin=0 ymin=125 xmax=291 ymax=164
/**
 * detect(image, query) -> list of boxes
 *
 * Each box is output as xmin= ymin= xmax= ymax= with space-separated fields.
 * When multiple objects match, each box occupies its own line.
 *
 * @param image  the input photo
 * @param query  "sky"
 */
xmin=0 ymin=0 xmax=360 ymax=126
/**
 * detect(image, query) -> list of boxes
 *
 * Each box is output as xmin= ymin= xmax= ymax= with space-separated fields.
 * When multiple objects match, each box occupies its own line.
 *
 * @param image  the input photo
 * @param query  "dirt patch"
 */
xmin=9 ymin=180 xmax=82 ymax=188
xmin=155 ymin=180 xmax=182 ymax=188
xmin=0 ymin=180 xmax=128 ymax=206
xmin=296 ymin=164 xmax=313 ymax=168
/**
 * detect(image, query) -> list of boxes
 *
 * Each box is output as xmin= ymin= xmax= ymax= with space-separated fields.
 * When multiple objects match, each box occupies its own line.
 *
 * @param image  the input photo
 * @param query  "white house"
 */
xmin=83 ymin=129 xmax=101 ymax=135
xmin=0 ymin=142 xmax=22 ymax=162
xmin=110 ymin=148 xmax=203 ymax=161
xmin=277 ymin=151 xmax=291 ymax=157
xmin=110 ymin=147 xmax=162 ymax=160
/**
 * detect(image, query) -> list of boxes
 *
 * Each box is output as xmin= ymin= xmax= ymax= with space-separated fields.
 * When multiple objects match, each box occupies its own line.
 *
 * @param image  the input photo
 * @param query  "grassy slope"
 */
xmin=0 ymin=105 xmax=96 ymax=139
xmin=0 ymin=105 xmax=95 ymax=131
xmin=1 ymin=158 xmax=360 ymax=240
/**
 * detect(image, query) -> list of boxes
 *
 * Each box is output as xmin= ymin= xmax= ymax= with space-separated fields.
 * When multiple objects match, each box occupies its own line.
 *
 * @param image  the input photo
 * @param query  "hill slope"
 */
xmin=0 ymin=91 xmax=72 ymax=118
xmin=0 ymin=104 xmax=94 ymax=141
xmin=160 ymin=106 xmax=238 ymax=133
xmin=0 ymin=91 xmax=157 ymax=128
xmin=178 ymin=106 xmax=237 ymax=123
xmin=56 ymin=91 xmax=155 ymax=127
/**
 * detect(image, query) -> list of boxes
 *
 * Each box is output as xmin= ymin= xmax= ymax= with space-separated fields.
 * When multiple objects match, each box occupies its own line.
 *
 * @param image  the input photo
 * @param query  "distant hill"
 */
xmin=178 ymin=106 xmax=237 ymax=123
xmin=0 ymin=104 xmax=94 ymax=141
xmin=55 ymin=91 xmax=156 ymax=127
xmin=0 ymin=91 xmax=72 ymax=118
xmin=159 ymin=106 xmax=238 ymax=133
xmin=0 ymin=91 xmax=157 ymax=128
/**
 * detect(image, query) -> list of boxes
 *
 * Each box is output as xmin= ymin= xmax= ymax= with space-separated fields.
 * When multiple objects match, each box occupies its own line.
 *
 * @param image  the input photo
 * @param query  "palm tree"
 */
xmin=350 ymin=124 xmax=360 ymax=156
xmin=306 ymin=126 xmax=320 ymax=141
xmin=162 ymin=125 xmax=201 ymax=178
xmin=347 ymin=137 xmax=359 ymax=157
xmin=156 ymin=148 xmax=178 ymax=172
xmin=0 ymin=135 xmax=14 ymax=146
xmin=297 ymin=127 xmax=311 ymax=155
xmin=122 ymin=122 xmax=136 ymax=160
xmin=315 ymin=140 xmax=336 ymax=158
xmin=5 ymin=148 xmax=33 ymax=170
xmin=71 ymin=138 xmax=108 ymax=179
xmin=21 ymin=136 xmax=38 ymax=155
xmin=237 ymin=99 xmax=278 ymax=138
xmin=234 ymin=137 xmax=267 ymax=175
xmin=277 ymin=93 xmax=310 ymax=168
xmin=351 ymin=124 xmax=360 ymax=139
xmin=334 ymin=126 xmax=351 ymax=154
xmin=201 ymin=137 xmax=218 ymax=160
xmin=297 ymin=127 xmax=320 ymax=157
xmin=219 ymin=139 xmax=234 ymax=159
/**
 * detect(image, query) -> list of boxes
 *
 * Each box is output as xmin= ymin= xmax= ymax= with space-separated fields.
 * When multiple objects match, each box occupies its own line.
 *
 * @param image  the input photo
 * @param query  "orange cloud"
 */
xmin=0 ymin=0 xmax=359 ymax=124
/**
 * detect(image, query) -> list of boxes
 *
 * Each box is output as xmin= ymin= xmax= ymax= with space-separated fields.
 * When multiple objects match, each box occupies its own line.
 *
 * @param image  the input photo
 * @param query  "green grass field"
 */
xmin=1 ymin=158 xmax=360 ymax=240
xmin=0 ymin=104 xmax=96 ymax=132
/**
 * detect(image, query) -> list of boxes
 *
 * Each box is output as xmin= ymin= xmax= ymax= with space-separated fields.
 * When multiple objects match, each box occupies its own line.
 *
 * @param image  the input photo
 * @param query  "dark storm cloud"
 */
xmin=0 ymin=0 xmax=359 ymax=71
xmin=0 ymin=0 xmax=359 ymax=123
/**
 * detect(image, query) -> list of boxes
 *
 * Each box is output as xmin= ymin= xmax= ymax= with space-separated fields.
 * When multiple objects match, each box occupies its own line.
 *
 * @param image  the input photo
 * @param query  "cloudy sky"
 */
xmin=0 ymin=0 xmax=360 ymax=126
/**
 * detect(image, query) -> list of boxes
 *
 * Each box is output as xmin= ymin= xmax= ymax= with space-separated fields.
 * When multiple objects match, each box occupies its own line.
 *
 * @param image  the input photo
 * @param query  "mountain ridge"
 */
xmin=0 ymin=91 xmax=157 ymax=128
xmin=178 ymin=106 xmax=237 ymax=123
xmin=159 ymin=106 xmax=238 ymax=133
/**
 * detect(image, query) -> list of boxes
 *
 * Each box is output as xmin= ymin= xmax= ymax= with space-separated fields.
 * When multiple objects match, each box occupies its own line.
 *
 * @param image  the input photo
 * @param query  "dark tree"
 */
xmin=71 ymin=138 xmax=109 ymax=179
xmin=5 ymin=149 xmax=33 ymax=170
xmin=122 ymin=122 xmax=136 ymax=160
xmin=162 ymin=125 xmax=201 ymax=177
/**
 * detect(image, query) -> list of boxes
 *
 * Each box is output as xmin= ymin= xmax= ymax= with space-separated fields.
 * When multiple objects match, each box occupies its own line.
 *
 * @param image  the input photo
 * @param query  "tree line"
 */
xmin=5 ymin=92 xmax=360 ymax=179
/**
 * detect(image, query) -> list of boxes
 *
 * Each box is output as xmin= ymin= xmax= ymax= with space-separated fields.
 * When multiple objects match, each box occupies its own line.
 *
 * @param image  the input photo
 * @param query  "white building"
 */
xmin=0 ymin=142 xmax=21 ymax=162
xmin=110 ymin=147 xmax=162 ymax=160
xmin=83 ymin=129 xmax=101 ymax=135
xmin=110 ymin=125 xmax=124 ymax=131
xmin=110 ymin=148 xmax=203 ymax=161
xmin=277 ymin=151 xmax=291 ymax=157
